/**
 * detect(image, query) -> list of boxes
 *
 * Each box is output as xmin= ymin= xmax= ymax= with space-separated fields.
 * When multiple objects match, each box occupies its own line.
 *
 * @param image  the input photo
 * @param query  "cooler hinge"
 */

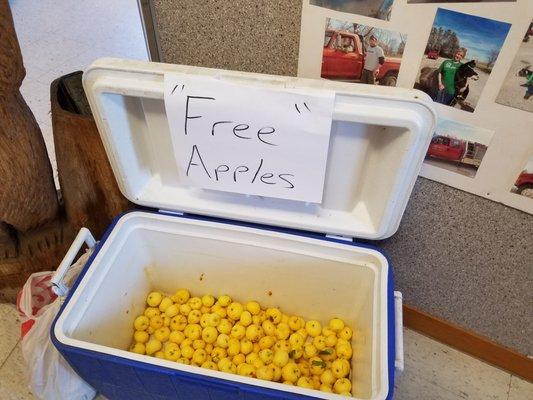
xmin=325 ymin=234 xmax=354 ymax=242
xmin=158 ymin=209 xmax=184 ymax=216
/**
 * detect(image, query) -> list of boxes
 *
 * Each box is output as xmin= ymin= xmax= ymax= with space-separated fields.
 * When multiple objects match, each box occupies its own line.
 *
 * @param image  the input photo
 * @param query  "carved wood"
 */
xmin=0 ymin=1 xmax=133 ymax=300
xmin=0 ymin=0 xmax=68 ymax=300
xmin=0 ymin=0 xmax=59 ymax=234
xmin=0 ymin=1 xmax=130 ymax=300
xmin=51 ymin=74 xmax=132 ymax=239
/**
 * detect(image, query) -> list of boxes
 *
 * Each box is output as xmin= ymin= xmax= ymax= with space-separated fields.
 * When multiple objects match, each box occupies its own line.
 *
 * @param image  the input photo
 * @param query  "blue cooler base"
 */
xmin=62 ymin=346 xmax=320 ymax=400
xmin=52 ymin=213 xmax=396 ymax=400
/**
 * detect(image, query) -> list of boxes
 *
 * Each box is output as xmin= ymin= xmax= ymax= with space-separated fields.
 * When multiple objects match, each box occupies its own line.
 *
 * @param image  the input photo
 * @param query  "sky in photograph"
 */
xmin=312 ymin=0 xmax=385 ymax=13
xmin=328 ymin=18 xmax=405 ymax=45
xmin=524 ymin=155 xmax=533 ymax=173
xmin=435 ymin=119 xmax=494 ymax=145
xmin=432 ymin=8 xmax=511 ymax=63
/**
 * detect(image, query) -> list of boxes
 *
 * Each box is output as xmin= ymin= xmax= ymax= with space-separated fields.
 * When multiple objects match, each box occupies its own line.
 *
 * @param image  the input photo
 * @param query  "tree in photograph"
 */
xmin=487 ymin=49 xmax=499 ymax=68
xmin=440 ymin=30 xmax=460 ymax=58
xmin=397 ymin=33 xmax=407 ymax=56
xmin=426 ymin=27 xmax=444 ymax=53
xmin=425 ymin=27 xmax=461 ymax=58
xmin=425 ymin=27 xmax=460 ymax=57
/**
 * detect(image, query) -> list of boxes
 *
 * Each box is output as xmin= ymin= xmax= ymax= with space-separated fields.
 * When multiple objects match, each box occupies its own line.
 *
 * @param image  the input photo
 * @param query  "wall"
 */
xmin=151 ymin=0 xmax=301 ymax=76
xmin=149 ymin=0 xmax=532 ymax=355
xmin=378 ymin=178 xmax=532 ymax=355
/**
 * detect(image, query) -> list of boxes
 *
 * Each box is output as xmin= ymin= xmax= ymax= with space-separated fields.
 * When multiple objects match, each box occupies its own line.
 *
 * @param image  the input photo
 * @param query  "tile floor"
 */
xmin=8 ymin=0 xmax=148 ymax=187
xmin=0 ymin=303 xmax=530 ymax=400
xmin=3 ymin=1 xmax=532 ymax=399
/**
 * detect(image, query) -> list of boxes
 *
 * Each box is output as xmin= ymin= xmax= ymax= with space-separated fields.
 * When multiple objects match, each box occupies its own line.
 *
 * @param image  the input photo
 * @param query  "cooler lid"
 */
xmin=83 ymin=58 xmax=436 ymax=240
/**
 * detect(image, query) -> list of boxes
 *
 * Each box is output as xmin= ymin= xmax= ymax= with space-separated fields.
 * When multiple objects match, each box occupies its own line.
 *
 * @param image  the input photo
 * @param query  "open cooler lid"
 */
xmin=83 ymin=58 xmax=436 ymax=240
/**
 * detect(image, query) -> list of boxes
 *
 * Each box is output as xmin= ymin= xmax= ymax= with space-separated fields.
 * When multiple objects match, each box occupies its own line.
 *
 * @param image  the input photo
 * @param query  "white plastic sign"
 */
xmin=164 ymin=74 xmax=334 ymax=203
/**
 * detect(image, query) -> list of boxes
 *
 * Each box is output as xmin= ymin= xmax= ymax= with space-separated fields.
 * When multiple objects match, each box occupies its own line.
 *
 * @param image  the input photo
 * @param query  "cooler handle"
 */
xmin=394 ymin=291 xmax=404 ymax=371
xmin=51 ymin=227 xmax=96 ymax=296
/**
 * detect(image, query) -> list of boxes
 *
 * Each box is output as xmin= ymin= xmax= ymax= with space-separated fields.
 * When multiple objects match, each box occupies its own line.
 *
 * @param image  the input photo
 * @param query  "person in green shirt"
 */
xmin=436 ymin=48 xmax=466 ymax=105
xmin=524 ymin=69 xmax=533 ymax=100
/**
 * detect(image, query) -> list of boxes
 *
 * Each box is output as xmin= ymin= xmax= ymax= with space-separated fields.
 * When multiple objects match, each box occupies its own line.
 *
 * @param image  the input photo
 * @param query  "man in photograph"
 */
xmin=436 ymin=48 xmax=466 ymax=105
xmin=361 ymin=35 xmax=385 ymax=85
xmin=340 ymin=36 xmax=354 ymax=52
xmin=524 ymin=69 xmax=533 ymax=100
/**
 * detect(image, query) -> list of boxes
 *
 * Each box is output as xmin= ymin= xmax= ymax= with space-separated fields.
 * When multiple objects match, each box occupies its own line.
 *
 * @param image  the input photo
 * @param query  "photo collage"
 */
xmin=301 ymin=0 xmax=532 ymax=211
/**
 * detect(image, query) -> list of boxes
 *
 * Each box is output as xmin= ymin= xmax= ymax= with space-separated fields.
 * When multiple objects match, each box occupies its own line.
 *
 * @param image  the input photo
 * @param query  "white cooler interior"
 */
xmin=56 ymin=212 xmax=390 ymax=400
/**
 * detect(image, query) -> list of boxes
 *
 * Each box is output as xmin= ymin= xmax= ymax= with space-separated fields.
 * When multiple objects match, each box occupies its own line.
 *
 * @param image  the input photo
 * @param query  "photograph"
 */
xmin=424 ymin=119 xmax=494 ymax=178
xmin=511 ymin=155 xmax=533 ymax=199
xmin=414 ymin=8 xmax=511 ymax=112
xmin=310 ymin=0 xmax=394 ymax=21
xmin=321 ymin=17 xmax=407 ymax=87
xmin=408 ymin=0 xmax=515 ymax=3
xmin=496 ymin=21 xmax=533 ymax=113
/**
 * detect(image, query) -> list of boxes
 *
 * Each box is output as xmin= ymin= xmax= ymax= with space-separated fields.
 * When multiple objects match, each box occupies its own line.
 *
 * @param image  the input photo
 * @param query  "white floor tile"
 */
xmin=402 ymin=329 xmax=512 ymax=400
xmin=508 ymin=376 xmax=533 ymax=400
xmin=39 ymin=118 xmax=59 ymax=188
xmin=13 ymin=21 xmax=57 ymax=82
xmin=53 ymin=2 xmax=147 ymax=58
xmin=0 ymin=304 xmax=20 ymax=366
xmin=394 ymin=371 xmax=464 ymax=400
xmin=22 ymin=37 xmax=87 ymax=76
xmin=19 ymin=78 xmax=52 ymax=127
xmin=22 ymin=62 xmax=49 ymax=86
xmin=9 ymin=4 xmax=59 ymax=50
xmin=0 ymin=343 xmax=36 ymax=400
xmin=35 ymin=46 xmax=124 ymax=90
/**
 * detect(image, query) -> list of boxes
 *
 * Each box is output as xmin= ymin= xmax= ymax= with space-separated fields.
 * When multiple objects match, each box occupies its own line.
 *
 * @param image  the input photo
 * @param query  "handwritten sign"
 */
xmin=164 ymin=74 xmax=334 ymax=203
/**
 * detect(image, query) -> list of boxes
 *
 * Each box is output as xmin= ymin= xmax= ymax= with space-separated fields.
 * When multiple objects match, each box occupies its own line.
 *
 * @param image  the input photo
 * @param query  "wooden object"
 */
xmin=0 ymin=0 xmax=70 ymax=298
xmin=0 ymin=1 xmax=132 ymax=299
xmin=51 ymin=72 xmax=132 ymax=239
xmin=0 ymin=221 xmax=75 ymax=302
xmin=0 ymin=222 xmax=16 ymax=259
xmin=0 ymin=1 xmax=129 ymax=300
xmin=0 ymin=0 xmax=58 ymax=234
xmin=404 ymin=304 xmax=533 ymax=382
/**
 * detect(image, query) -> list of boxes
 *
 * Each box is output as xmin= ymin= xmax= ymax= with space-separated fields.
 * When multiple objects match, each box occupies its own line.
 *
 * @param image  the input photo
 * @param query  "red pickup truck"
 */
xmin=322 ymin=29 xmax=401 ymax=86
xmin=426 ymin=135 xmax=487 ymax=168
xmin=427 ymin=49 xmax=439 ymax=59
xmin=514 ymin=171 xmax=533 ymax=197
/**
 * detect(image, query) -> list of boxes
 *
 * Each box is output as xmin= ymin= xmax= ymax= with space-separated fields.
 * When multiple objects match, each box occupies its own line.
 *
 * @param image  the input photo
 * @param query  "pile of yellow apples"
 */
xmin=129 ymin=289 xmax=354 ymax=396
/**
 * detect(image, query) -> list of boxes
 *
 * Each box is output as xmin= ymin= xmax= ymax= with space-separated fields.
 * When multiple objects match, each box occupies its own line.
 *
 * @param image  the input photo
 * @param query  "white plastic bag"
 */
xmin=18 ymin=250 xmax=96 ymax=400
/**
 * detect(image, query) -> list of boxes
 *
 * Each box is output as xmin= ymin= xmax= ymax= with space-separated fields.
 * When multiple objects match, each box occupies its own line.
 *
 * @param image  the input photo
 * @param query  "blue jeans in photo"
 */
xmin=436 ymin=90 xmax=455 ymax=105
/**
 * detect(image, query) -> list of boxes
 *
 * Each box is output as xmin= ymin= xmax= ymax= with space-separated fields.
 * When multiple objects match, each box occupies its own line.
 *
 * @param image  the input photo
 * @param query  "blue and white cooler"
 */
xmin=51 ymin=59 xmax=436 ymax=400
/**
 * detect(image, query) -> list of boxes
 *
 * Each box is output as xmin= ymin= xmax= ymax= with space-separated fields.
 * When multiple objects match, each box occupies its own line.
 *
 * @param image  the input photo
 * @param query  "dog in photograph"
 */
xmin=418 ymin=60 xmax=478 ymax=109
xmin=517 ymin=66 xmax=532 ymax=78
xmin=418 ymin=66 xmax=440 ymax=100
xmin=449 ymin=60 xmax=479 ymax=109
xmin=518 ymin=66 xmax=533 ymax=100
